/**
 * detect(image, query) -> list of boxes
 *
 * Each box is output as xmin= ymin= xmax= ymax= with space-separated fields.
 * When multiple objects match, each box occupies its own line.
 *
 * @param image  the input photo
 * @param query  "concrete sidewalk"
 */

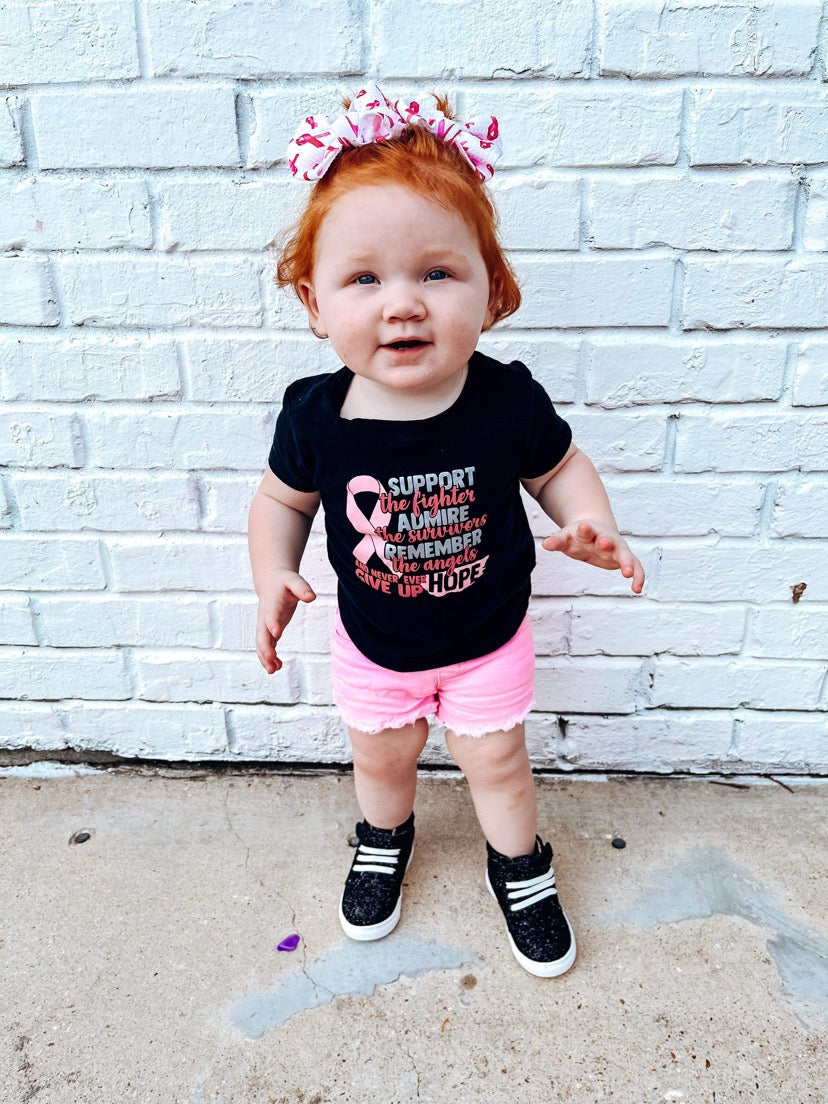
xmin=0 ymin=767 xmax=825 ymax=1104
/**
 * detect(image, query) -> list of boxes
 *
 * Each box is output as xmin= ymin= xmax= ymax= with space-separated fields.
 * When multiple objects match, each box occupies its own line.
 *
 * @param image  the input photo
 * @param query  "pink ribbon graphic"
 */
xmin=346 ymin=475 xmax=399 ymax=575
xmin=287 ymin=82 xmax=502 ymax=183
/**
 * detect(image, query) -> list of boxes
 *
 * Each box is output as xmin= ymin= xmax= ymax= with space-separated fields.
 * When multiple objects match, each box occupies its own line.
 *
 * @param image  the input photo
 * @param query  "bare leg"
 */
xmin=348 ymin=718 xmax=429 ymax=829
xmin=445 ymin=723 xmax=537 ymax=857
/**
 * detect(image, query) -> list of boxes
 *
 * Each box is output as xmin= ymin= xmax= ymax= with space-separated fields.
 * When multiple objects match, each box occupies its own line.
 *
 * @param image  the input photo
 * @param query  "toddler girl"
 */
xmin=248 ymin=84 xmax=644 ymax=977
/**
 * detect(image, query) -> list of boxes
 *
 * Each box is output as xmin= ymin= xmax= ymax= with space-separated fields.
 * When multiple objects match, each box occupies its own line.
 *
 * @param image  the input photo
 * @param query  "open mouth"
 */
xmin=385 ymin=339 xmax=427 ymax=350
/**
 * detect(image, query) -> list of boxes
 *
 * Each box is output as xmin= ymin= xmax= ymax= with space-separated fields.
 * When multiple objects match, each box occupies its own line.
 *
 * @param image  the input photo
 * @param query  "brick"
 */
xmin=0 ymin=597 xmax=36 ymax=644
xmin=513 ymin=256 xmax=674 ymax=328
xmin=566 ymin=411 xmax=668 ymax=472
xmin=526 ymin=599 xmax=571 ymax=656
xmin=84 ymin=408 xmax=274 ymax=470
xmin=155 ymin=178 xmax=297 ymax=251
xmin=690 ymin=88 xmax=828 ymax=166
xmin=13 ymin=473 xmax=200 ymax=531
xmin=0 ymin=481 xmax=10 ymax=528
xmin=0 ymin=703 xmax=65 ymax=748
xmin=650 ymin=658 xmax=822 ymax=710
xmin=602 ymin=476 xmax=765 ymax=538
xmin=181 ymin=335 xmax=331 ymax=402
xmin=588 ymin=173 xmax=795 ymax=251
xmin=655 ymin=542 xmax=828 ymax=602
xmin=0 ymin=177 xmax=151 ymax=251
xmin=475 ymin=336 xmax=579 ymax=405
xmin=803 ymin=169 xmax=828 ymax=250
xmin=792 ymin=340 xmax=828 ymax=406
xmin=215 ymin=595 xmax=338 ymax=656
xmin=674 ymin=412 xmax=828 ymax=473
xmin=682 ymin=257 xmax=828 ymax=330
xmin=585 ymin=337 xmax=787 ymax=406
xmin=0 ymin=647 xmax=130 ymax=700
xmin=771 ymin=480 xmax=828 ymax=537
xmin=0 ymin=410 xmax=79 ymax=467
xmin=570 ymin=602 xmax=744 ymax=657
xmin=135 ymin=650 xmax=299 ymax=705
xmin=372 ymin=0 xmax=590 ymax=78
xmin=0 ymin=1 xmax=139 ymax=84
xmin=534 ymin=657 xmax=642 ymax=713
xmin=466 ymin=87 xmax=682 ymax=169
xmin=296 ymin=655 xmax=333 ymax=705
xmin=733 ymin=713 xmax=828 ymax=771
xmin=0 ymin=536 xmax=105 ymax=590
xmin=36 ymin=595 xmax=212 ymax=648
xmin=145 ymin=0 xmax=361 ymax=77
xmin=0 ymin=257 xmax=58 ymax=326
xmin=491 ymin=176 xmax=580 ymax=251
xmin=560 ymin=712 xmax=734 ymax=773
xmin=199 ymin=475 xmax=260 ymax=533
xmin=59 ymin=255 xmax=263 ymax=328
xmin=31 ymin=86 xmax=239 ymax=170
xmin=60 ymin=701 xmax=228 ymax=758
xmin=0 ymin=96 xmax=23 ymax=166
xmin=748 ymin=606 xmax=827 ymax=659
xmin=599 ymin=1 xmax=822 ymax=77
xmin=106 ymin=536 xmax=250 ymax=592
xmin=247 ymin=84 xmax=333 ymax=168
xmin=0 ymin=335 xmax=180 ymax=402
xmin=228 ymin=704 xmax=348 ymax=762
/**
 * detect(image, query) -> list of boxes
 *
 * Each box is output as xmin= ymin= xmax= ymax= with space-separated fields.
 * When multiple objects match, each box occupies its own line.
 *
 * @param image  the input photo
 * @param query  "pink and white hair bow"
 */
xmin=287 ymin=82 xmax=502 ymax=183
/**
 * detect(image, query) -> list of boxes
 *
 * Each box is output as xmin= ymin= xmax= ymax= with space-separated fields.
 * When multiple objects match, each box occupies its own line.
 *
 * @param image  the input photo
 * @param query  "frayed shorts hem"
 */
xmin=339 ymin=701 xmax=534 ymax=739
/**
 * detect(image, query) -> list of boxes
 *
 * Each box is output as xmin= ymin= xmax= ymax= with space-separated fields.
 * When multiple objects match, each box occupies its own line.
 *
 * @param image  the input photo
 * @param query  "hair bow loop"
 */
xmin=287 ymin=82 xmax=502 ymax=183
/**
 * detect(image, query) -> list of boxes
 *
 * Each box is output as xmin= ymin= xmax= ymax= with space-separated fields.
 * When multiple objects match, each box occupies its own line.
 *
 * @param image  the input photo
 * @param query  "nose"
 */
xmin=381 ymin=279 xmax=426 ymax=323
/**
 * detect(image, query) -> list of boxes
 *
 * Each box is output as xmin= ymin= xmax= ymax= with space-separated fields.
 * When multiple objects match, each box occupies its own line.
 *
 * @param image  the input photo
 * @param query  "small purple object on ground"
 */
xmin=276 ymin=934 xmax=301 ymax=952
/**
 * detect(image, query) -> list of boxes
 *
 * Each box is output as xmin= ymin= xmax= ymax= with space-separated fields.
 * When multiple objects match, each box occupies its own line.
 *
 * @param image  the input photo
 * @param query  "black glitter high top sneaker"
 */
xmin=339 ymin=813 xmax=415 ymax=941
xmin=486 ymin=836 xmax=576 ymax=977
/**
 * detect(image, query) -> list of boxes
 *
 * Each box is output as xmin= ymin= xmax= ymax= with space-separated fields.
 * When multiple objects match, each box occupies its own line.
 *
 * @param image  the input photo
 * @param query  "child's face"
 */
xmin=299 ymin=184 xmax=495 ymax=402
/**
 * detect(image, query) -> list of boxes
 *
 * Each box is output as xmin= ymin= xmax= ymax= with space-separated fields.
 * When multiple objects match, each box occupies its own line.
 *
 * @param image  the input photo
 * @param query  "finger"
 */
xmin=576 ymin=521 xmax=597 ymax=542
xmin=631 ymin=557 xmax=646 ymax=594
xmin=287 ymin=577 xmax=316 ymax=603
xmin=542 ymin=532 xmax=569 ymax=553
xmin=256 ymin=640 xmax=280 ymax=673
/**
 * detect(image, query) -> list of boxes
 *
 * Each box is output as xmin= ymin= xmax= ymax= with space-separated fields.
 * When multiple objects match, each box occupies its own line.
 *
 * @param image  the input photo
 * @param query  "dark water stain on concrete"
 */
xmin=230 ymin=934 xmax=473 ymax=1038
xmin=617 ymin=849 xmax=828 ymax=1029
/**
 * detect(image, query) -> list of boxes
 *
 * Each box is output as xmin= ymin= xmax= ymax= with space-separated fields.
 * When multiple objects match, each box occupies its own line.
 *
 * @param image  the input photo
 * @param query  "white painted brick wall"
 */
xmin=1 ymin=0 xmax=826 ymax=772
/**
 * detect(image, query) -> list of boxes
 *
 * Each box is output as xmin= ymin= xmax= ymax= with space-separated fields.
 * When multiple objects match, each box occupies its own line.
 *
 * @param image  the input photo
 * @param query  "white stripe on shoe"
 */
xmin=352 ymin=843 xmax=401 ymax=874
xmin=505 ymin=869 xmax=558 ymax=911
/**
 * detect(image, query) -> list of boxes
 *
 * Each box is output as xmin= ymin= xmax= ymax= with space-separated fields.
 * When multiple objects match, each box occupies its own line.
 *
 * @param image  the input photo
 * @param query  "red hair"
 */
xmin=275 ymin=98 xmax=521 ymax=326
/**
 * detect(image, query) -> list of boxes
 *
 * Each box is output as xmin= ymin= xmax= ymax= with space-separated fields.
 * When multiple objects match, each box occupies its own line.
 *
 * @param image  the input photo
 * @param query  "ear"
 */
xmin=297 ymin=279 xmax=327 ymax=337
xmin=482 ymin=284 xmax=498 ymax=332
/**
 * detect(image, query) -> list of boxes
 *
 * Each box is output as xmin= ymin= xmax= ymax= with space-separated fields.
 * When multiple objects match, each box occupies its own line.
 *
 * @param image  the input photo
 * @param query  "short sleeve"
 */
xmin=267 ymin=383 xmax=318 ymax=493
xmin=520 ymin=377 xmax=572 ymax=479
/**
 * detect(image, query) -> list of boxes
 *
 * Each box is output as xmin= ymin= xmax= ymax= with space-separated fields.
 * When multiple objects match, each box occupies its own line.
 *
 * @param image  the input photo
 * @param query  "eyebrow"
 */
xmin=343 ymin=249 xmax=468 ymax=266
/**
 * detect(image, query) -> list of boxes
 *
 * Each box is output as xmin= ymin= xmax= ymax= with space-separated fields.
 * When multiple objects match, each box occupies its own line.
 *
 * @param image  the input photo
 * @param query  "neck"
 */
xmin=340 ymin=365 xmax=468 ymax=421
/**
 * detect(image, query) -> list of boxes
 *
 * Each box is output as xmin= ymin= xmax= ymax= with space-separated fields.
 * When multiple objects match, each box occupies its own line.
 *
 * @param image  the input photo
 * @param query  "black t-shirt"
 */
xmin=269 ymin=350 xmax=572 ymax=672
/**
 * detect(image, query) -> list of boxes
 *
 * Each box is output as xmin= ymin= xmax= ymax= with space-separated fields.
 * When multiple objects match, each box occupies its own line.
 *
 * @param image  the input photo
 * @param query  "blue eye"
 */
xmin=426 ymin=269 xmax=448 ymax=281
xmin=355 ymin=274 xmax=377 ymax=285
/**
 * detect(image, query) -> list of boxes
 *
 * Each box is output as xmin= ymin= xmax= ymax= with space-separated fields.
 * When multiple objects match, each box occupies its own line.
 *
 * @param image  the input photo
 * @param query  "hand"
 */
xmin=255 ymin=571 xmax=316 ymax=673
xmin=542 ymin=519 xmax=645 ymax=594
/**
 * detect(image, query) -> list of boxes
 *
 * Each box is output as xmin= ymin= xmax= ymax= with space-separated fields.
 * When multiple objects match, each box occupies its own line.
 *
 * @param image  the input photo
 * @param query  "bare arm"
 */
xmin=248 ymin=469 xmax=321 ymax=672
xmin=522 ymin=443 xmax=645 ymax=594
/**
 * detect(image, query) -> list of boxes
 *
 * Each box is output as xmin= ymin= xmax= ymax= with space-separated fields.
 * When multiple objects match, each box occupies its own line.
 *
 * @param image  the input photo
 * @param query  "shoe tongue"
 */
xmin=492 ymin=838 xmax=551 ymax=875
xmin=358 ymin=816 xmax=412 ymax=846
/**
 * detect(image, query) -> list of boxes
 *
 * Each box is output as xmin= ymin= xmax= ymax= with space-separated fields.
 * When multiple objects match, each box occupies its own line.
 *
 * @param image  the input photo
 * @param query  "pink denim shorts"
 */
xmin=330 ymin=611 xmax=535 ymax=738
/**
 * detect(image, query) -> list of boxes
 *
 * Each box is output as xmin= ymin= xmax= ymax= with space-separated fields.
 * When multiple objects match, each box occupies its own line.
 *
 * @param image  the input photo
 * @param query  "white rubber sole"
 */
xmin=339 ymin=843 xmax=414 ymax=942
xmin=486 ymin=870 xmax=577 ymax=978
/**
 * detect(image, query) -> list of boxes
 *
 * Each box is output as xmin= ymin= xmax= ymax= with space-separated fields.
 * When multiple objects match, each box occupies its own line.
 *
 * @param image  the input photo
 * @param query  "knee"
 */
xmin=451 ymin=732 xmax=528 ymax=785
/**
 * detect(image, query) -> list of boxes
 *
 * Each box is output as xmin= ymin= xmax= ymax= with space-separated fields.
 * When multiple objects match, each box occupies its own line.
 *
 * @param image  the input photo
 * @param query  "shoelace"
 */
xmin=352 ymin=842 xmax=401 ymax=876
xmin=504 ymin=868 xmax=558 ymax=911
